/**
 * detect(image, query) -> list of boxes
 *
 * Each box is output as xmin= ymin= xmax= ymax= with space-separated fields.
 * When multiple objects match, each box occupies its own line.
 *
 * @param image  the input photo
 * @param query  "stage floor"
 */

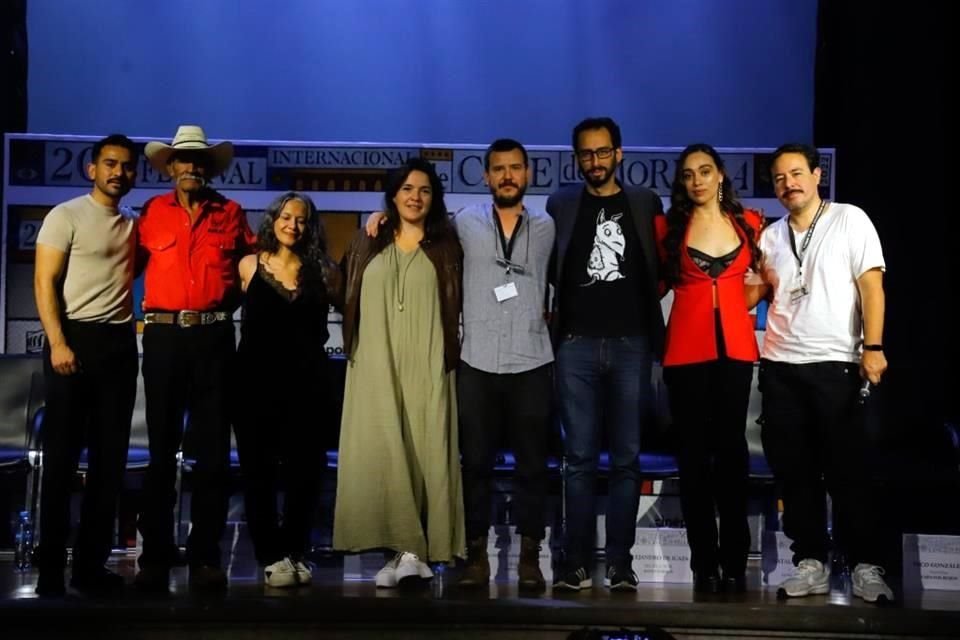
xmin=2 ymin=548 xmax=958 ymax=640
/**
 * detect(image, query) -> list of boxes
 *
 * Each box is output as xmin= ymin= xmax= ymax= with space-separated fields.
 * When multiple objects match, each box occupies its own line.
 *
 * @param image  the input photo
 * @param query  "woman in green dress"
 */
xmin=334 ymin=158 xmax=464 ymax=587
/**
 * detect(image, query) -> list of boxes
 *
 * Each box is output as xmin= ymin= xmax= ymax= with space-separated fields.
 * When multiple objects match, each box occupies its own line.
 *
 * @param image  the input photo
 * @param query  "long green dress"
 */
xmin=333 ymin=244 xmax=465 ymax=562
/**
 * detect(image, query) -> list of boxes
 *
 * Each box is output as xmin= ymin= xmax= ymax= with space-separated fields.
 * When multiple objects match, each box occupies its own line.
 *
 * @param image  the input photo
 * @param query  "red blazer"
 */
xmin=654 ymin=210 xmax=763 ymax=366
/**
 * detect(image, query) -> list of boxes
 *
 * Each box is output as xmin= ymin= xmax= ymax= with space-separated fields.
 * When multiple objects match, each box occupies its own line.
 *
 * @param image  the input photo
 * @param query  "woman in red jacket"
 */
xmin=655 ymin=143 xmax=763 ymax=594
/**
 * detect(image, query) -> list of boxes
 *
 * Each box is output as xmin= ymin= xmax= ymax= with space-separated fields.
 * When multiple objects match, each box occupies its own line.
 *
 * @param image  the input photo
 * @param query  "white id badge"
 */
xmin=494 ymin=282 xmax=519 ymax=302
xmin=789 ymin=283 xmax=809 ymax=305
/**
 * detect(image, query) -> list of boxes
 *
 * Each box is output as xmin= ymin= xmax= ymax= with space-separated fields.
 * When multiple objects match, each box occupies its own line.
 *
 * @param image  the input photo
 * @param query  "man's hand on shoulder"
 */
xmin=365 ymin=211 xmax=386 ymax=237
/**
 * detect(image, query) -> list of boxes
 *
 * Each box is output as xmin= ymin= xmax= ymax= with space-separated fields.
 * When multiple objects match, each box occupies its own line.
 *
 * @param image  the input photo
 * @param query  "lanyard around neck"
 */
xmin=493 ymin=207 xmax=524 ymax=263
xmin=788 ymin=199 xmax=828 ymax=271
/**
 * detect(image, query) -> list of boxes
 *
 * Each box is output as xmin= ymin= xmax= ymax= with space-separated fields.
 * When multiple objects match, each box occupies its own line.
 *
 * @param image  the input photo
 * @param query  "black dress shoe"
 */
xmin=134 ymin=565 xmax=171 ymax=594
xmin=189 ymin=565 xmax=228 ymax=592
xmin=693 ymin=572 xmax=722 ymax=594
xmin=70 ymin=567 xmax=125 ymax=595
xmin=35 ymin=571 xmax=66 ymax=597
xmin=166 ymin=545 xmax=188 ymax=567
xmin=723 ymin=574 xmax=747 ymax=593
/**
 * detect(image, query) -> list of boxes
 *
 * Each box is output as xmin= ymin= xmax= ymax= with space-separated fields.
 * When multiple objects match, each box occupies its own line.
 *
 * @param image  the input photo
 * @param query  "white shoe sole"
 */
xmin=554 ymin=579 xmax=593 ymax=591
xmin=265 ymin=573 xmax=298 ymax=588
xmin=853 ymin=584 xmax=892 ymax=603
xmin=605 ymin=579 xmax=638 ymax=591
xmin=779 ymin=582 xmax=830 ymax=597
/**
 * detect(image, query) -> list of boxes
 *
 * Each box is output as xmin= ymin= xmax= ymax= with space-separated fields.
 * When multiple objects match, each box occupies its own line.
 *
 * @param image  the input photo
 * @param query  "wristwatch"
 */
xmin=862 ymin=344 xmax=883 ymax=351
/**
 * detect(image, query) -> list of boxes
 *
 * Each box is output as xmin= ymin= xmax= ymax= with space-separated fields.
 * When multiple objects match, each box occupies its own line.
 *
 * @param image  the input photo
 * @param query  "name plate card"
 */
xmin=630 ymin=528 xmax=693 ymax=583
xmin=903 ymin=534 xmax=960 ymax=591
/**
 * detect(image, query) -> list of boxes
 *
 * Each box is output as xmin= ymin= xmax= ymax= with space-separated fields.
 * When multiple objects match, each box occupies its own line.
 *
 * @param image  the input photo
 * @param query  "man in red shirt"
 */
xmin=134 ymin=126 xmax=255 ymax=593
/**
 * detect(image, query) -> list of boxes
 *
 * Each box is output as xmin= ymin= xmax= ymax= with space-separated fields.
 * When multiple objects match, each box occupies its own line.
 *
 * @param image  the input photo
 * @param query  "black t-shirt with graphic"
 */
xmin=560 ymin=190 xmax=648 ymax=337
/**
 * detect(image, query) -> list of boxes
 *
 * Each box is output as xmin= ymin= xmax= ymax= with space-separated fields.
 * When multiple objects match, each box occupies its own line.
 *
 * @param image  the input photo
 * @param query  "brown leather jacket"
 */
xmin=340 ymin=229 xmax=463 ymax=372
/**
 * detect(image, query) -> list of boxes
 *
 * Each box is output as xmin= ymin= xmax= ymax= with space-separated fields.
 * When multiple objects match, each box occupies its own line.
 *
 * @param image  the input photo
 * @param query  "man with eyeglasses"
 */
xmin=365 ymin=139 xmax=555 ymax=591
xmin=548 ymin=117 xmax=665 ymax=592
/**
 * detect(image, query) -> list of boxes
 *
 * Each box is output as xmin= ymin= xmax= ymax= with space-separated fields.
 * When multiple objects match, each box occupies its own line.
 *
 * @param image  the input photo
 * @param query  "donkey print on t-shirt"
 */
xmin=583 ymin=208 xmax=626 ymax=285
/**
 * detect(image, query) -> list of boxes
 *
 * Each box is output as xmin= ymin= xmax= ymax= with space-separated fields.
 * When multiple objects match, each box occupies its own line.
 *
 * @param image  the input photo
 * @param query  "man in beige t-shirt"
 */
xmin=32 ymin=134 xmax=139 ymax=597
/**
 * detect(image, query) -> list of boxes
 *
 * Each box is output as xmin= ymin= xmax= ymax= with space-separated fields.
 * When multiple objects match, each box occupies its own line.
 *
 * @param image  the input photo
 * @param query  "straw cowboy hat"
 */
xmin=144 ymin=125 xmax=234 ymax=175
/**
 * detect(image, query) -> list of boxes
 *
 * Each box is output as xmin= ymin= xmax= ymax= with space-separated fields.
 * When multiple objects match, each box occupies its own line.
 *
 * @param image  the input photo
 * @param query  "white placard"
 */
xmin=761 ymin=530 xmax=796 ymax=586
xmin=630 ymin=527 xmax=693 ymax=583
xmin=902 ymin=533 xmax=960 ymax=591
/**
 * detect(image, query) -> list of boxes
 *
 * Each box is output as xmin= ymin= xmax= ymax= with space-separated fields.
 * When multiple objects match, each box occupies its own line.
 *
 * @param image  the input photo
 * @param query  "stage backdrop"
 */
xmin=1 ymin=133 xmax=835 ymax=355
xmin=25 ymin=0 xmax=818 ymax=147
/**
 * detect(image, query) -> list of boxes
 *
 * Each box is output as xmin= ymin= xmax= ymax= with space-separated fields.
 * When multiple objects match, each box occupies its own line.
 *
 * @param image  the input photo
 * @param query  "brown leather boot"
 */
xmin=457 ymin=537 xmax=489 ymax=588
xmin=518 ymin=536 xmax=546 ymax=591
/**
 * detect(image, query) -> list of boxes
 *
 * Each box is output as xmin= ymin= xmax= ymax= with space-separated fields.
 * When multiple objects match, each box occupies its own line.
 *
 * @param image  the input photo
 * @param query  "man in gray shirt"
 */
xmin=455 ymin=139 xmax=555 ymax=591
xmin=367 ymin=139 xmax=555 ymax=590
xmin=33 ymin=134 xmax=140 ymax=597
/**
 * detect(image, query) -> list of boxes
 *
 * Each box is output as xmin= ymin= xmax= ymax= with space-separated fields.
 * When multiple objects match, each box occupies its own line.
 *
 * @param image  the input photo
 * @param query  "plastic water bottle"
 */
xmin=13 ymin=511 xmax=33 ymax=571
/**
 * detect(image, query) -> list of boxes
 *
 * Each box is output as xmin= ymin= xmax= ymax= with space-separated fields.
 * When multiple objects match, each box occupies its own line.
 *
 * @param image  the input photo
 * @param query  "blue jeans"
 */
xmin=555 ymin=335 xmax=653 ymax=568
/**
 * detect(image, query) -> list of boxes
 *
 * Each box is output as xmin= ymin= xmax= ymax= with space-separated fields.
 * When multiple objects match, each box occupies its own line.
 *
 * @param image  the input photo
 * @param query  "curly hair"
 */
xmin=662 ymin=143 xmax=761 ymax=288
xmin=256 ymin=191 xmax=336 ymax=291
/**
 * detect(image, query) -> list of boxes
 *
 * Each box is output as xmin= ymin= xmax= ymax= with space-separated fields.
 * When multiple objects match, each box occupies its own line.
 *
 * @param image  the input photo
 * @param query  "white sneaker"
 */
xmin=778 ymin=558 xmax=831 ymax=597
xmin=293 ymin=559 xmax=312 ymax=585
xmin=417 ymin=558 xmax=434 ymax=580
xmin=395 ymin=551 xmax=432 ymax=585
xmin=852 ymin=563 xmax=894 ymax=603
xmin=375 ymin=554 xmax=401 ymax=588
xmin=264 ymin=558 xmax=298 ymax=588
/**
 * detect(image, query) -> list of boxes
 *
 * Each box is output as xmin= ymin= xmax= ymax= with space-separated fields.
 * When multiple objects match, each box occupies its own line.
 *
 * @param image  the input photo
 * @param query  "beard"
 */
xmin=490 ymin=182 xmax=527 ymax=208
xmin=583 ymin=165 xmax=615 ymax=190
xmin=99 ymin=179 xmax=131 ymax=197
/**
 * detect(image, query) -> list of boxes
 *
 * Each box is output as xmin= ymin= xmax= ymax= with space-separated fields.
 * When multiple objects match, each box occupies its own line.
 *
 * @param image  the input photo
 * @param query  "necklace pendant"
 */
xmin=398 ymin=303 xmax=404 ymax=312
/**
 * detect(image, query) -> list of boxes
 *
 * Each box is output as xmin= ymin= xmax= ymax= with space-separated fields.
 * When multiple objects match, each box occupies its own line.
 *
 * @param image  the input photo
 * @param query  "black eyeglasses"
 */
xmin=576 ymin=147 xmax=615 ymax=162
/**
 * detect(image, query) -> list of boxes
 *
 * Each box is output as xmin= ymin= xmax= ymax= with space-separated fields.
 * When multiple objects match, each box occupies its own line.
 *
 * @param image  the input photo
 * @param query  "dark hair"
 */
xmin=375 ymin=158 xmax=452 ymax=253
xmin=483 ymin=138 xmax=528 ymax=170
xmin=770 ymin=143 xmax=820 ymax=174
xmin=663 ymin=143 xmax=761 ymax=288
xmin=572 ymin=117 xmax=622 ymax=151
xmin=91 ymin=134 xmax=136 ymax=162
xmin=256 ymin=191 xmax=335 ymax=291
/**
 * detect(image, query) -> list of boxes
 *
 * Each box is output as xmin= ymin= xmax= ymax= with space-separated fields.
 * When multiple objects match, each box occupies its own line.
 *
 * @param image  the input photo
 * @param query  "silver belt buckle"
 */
xmin=177 ymin=311 xmax=199 ymax=328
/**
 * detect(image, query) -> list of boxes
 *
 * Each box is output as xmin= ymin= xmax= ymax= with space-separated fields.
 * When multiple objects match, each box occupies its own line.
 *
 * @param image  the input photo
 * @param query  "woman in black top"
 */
xmin=235 ymin=191 xmax=338 ymax=588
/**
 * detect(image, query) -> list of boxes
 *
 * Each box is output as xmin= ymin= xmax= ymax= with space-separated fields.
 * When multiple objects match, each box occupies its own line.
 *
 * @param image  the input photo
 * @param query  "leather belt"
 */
xmin=143 ymin=310 xmax=232 ymax=328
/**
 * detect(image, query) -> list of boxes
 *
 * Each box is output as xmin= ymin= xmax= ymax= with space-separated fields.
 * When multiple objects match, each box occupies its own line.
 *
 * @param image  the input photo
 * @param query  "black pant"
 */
xmin=759 ymin=359 xmax=882 ymax=567
xmin=138 ymin=322 xmax=235 ymax=569
xmin=38 ymin=321 xmax=138 ymax=575
xmin=458 ymin=362 xmax=552 ymax=542
xmin=663 ymin=358 xmax=753 ymax=577
xmin=234 ymin=355 xmax=330 ymax=566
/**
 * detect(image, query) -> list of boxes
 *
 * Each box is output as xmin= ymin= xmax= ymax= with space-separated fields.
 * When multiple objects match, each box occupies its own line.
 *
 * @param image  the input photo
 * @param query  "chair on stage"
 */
xmin=0 ymin=358 xmax=44 ymax=478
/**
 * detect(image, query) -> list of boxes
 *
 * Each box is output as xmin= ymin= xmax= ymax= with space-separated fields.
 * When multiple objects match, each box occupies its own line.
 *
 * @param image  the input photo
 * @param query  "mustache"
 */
xmin=177 ymin=173 xmax=207 ymax=186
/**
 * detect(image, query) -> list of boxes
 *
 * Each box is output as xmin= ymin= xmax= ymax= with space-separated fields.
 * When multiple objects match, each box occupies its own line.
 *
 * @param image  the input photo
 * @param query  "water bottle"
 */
xmin=14 ymin=511 xmax=33 ymax=571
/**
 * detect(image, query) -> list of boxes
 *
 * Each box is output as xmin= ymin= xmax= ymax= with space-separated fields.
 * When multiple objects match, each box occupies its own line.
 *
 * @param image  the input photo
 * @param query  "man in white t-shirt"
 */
xmin=32 ymin=134 xmax=140 ymax=597
xmin=752 ymin=143 xmax=893 ymax=603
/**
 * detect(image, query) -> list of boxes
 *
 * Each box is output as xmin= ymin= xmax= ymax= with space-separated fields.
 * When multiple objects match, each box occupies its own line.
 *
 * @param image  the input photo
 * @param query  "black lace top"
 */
xmin=238 ymin=262 xmax=331 ymax=366
xmin=687 ymin=242 xmax=743 ymax=279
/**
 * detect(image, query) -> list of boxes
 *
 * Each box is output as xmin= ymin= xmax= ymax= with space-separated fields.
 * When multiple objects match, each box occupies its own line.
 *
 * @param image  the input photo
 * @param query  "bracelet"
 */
xmin=862 ymin=344 xmax=883 ymax=351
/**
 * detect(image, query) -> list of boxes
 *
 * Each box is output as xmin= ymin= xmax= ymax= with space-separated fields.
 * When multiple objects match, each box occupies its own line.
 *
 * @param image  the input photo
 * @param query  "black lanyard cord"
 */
xmin=493 ymin=208 xmax=524 ymax=263
xmin=788 ymin=199 xmax=828 ymax=269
